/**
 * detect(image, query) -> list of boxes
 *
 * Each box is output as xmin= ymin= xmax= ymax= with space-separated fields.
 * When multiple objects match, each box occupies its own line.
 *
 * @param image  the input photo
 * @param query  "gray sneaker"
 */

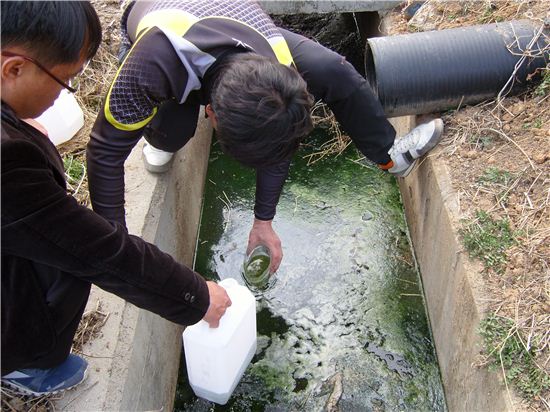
xmin=388 ymin=119 xmax=444 ymax=177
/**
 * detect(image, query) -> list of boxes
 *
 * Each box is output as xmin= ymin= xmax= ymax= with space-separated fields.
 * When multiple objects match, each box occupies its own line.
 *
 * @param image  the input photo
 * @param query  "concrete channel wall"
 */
xmin=399 ymin=156 xmax=514 ymax=411
xmin=258 ymin=0 xmax=400 ymax=14
xmin=390 ymin=118 xmax=515 ymax=412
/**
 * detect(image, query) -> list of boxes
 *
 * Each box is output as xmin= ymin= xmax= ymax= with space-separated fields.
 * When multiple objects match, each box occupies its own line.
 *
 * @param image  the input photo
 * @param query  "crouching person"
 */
xmin=1 ymin=1 xmax=231 ymax=396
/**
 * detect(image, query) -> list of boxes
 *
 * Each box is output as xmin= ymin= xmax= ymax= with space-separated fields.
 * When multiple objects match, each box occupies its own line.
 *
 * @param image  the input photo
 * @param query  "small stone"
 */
xmin=503 ymin=124 xmax=511 ymax=132
xmin=408 ymin=2 xmax=439 ymax=31
xmin=362 ymin=211 xmax=374 ymax=221
xmin=511 ymin=102 xmax=525 ymax=115
xmin=316 ymin=201 xmax=329 ymax=210
xmin=534 ymin=154 xmax=548 ymax=164
xmin=510 ymin=254 xmax=525 ymax=267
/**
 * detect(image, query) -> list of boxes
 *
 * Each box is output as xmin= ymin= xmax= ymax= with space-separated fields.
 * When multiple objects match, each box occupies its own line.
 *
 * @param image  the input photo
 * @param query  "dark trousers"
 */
xmin=1 ymin=267 xmax=90 ymax=374
xmin=142 ymin=99 xmax=200 ymax=152
xmin=140 ymin=29 xmax=395 ymax=165
xmin=31 ymin=281 xmax=90 ymax=371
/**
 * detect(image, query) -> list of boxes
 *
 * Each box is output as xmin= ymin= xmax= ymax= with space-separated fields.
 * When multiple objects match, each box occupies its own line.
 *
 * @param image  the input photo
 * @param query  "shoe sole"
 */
xmin=412 ymin=118 xmax=444 ymax=158
xmin=396 ymin=158 xmax=418 ymax=178
xmin=2 ymin=369 xmax=88 ymax=398
xmin=142 ymin=154 xmax=173 ymax=174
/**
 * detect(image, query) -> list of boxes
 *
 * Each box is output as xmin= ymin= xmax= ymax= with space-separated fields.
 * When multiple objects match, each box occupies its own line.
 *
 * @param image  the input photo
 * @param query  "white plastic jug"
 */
xmin=182 ymin=278 xmax=257 ymax=405
xmin=35 ymin=90 xmax=84 ymax=146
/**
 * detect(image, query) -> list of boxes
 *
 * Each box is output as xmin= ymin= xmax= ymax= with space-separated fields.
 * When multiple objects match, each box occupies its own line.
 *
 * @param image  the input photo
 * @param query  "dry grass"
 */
xmin=57 ymin=0 xmax=122 ymax=206
xmin=304 ymin=101 xmax=352 ymax=165
xmin=1 ymin=387 xmax=57 ymax=412
xmin=74 ymin=0 xmax=122 ymax=142
xmin=71 ymin=301 xmax=110 ymax=355
xmin=388 ymin=0 xmax=549 ymax=35
xmin=439 ymin=91 xmax=550 ymax=375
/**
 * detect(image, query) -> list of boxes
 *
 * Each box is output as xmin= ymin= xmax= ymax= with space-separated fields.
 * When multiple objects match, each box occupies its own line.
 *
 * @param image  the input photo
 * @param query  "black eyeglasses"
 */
xmin=1 ymin=51 xmax=78 ymax=93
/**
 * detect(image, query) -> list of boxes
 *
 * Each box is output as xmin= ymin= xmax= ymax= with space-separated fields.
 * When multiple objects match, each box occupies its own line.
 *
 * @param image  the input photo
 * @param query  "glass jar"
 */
xmin=242 ymin=245 xmax=272 ymax=291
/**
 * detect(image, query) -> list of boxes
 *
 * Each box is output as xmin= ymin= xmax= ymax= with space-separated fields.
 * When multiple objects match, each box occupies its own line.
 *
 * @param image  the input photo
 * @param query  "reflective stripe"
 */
xmin=2 ymin=371 xmax=30 ymax=379
xmin=104 ymin=28 xmax=158 ymax=131
xmin=137 ymin=5 xmax=294 ymax=66
xmin=269 ymin=37 xmax=294 ymax=66
xmin=136 ymin=9 xmax=197 ymax=37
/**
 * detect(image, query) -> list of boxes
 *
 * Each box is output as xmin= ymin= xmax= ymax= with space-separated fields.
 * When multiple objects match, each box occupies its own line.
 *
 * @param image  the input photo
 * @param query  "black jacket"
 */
xmin=87 ymin=1 xmax=395 ymax=226
xmin=1 ymin=102 xmax=209 ymax=374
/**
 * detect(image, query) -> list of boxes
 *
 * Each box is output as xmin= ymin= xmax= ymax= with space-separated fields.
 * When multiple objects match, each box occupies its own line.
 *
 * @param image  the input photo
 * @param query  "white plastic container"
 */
xmin=35 ymin=90 xmax=84 ymax=146
xmin=182 ymin=278 xmax=257 ymax=405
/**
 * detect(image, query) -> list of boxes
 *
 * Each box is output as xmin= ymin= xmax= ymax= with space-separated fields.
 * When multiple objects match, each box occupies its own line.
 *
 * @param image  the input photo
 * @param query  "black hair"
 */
xmin=210 ymin=54 xmax=314 ymax=168
xmin=1 ymin=1 xmax=102 ymax=66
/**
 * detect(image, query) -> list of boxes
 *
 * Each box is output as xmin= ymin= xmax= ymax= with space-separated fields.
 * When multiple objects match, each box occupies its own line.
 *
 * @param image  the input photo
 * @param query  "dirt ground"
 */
xmin=2 ymin=1 xmax=547 ymax=411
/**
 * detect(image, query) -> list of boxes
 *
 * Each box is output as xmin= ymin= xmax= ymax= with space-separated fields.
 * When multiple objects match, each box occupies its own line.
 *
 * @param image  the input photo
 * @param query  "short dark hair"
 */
xmin=210 ymin=54 xmax=314 ymax=168
xmin=1 ymin=1 xmax=101 ymax=66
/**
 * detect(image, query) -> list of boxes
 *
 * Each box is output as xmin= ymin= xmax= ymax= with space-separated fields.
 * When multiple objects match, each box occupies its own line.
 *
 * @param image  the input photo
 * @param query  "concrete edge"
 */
xmin=54 ymin=110 xmax=212 ymax=411
xmin=259 ymin=1 xmax=401 ymax=14
xmin=396 ymin=126 xmax=517 ymax=410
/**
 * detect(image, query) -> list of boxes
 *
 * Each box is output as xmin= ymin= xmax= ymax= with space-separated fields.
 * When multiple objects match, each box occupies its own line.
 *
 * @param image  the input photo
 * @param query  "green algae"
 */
xmin=244 ymin=255 xmax=270 ymax=280
xmin=175 ymin=131 xmax=446 ymax=411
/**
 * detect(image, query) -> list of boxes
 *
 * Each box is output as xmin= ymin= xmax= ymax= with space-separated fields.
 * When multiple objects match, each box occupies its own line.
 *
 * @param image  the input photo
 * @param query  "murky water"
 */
xmin=175 ymin=131 xmax=446 ymax=411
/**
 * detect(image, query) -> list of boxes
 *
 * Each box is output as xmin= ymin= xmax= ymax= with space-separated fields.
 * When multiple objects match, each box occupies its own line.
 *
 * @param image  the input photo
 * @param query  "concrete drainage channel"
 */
xmin=53 ymin=3 xmax=523 ymax=411
xmin=176 ymin=128 xmax=445 ymax=410
xmin=56 ymin=117 xmax=512 ymax=411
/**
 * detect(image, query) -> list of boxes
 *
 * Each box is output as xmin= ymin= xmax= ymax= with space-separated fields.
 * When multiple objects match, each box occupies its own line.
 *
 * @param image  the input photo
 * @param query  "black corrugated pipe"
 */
xmin=364 ymin=20 xmax=549 ymax=117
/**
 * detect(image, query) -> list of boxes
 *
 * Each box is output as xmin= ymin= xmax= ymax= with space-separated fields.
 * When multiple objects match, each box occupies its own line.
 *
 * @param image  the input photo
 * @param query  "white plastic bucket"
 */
xmin=182 ymin=278 xmax=257 ymax=405
xmin=35 ymin=90 xmax=84 ymax=146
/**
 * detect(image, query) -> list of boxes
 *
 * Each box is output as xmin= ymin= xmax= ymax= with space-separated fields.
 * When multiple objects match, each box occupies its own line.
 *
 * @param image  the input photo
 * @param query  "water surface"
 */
xmin=175 ymin=131 xmax=446 ymax=411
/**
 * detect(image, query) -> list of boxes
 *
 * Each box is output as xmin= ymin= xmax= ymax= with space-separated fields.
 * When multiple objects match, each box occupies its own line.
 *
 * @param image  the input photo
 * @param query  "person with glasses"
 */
xmin=87 ymin=0 xmax=444 ymax=276
xmin=0 ymin=51 xmax=80 ymax=93
xmin=1 ymin=1 xmax=231 ymax=397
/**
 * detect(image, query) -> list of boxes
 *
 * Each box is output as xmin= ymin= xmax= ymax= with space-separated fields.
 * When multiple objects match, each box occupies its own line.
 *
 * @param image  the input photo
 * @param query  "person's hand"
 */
xmin=202 ymin=281 xmax=232 ymax=328
xmin=247 ymin=218 xmax=282 ymax=273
